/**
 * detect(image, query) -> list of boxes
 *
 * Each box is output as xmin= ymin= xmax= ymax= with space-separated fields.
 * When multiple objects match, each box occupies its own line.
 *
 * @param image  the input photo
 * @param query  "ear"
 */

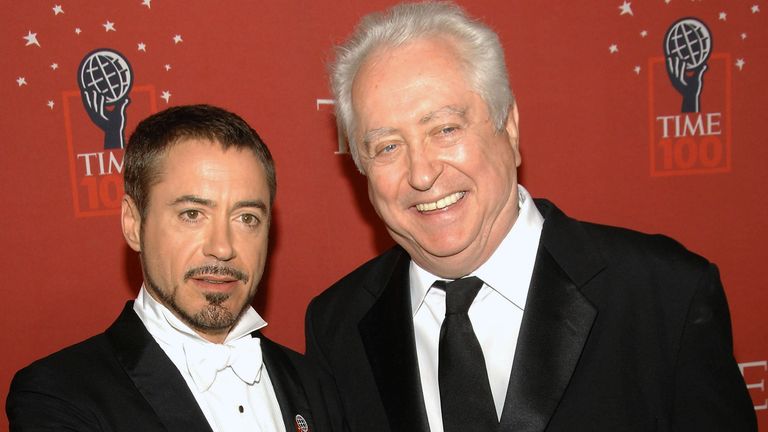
xmin=505 ymin=102 xmax=521 ymax=167
xmin=121 ymin=195 xmax=142 ymax=252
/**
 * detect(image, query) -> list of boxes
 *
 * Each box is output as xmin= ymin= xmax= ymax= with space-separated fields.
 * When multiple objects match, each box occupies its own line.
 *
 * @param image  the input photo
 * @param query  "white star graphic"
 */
xmin=164 ymin=64 xmax=172 ymax=71
xmin=665 ymin=0 xmax=671 ymax=4
xmin=50 ymin=63 xmax=59 ymax=70
xmin=23 ymin=31 xmax=41 ymax=47
xmin=640 ymin=30 xmax=648 ymax=38
xmin=161 ymin=90 xmax=172 ymax=103
xmin=52 ymin=5 xmax=64 ymax=15
xmin=173 ymin=34 xmax=183 ymax=44
xmin=634 ymin=66 xmax=641 ymax=75
xmin=47 ymin=100 xmax=55 ymax=109
xmin=718 ymin=12 xmax=727 ymax=21
xmin=75 ymin=28 xmax=82 ymax=35
xmin=741 ymin=32 xmax=748 ymax=40
xmin=751 ymin=5 xmax=760 ymax=14
xmin=138 ymin=42 xmax=147 ymax=52
xmin=17 ymin=77 xmax=27 ymax=86
xmin=618 ymin=1 xmax=633 ymax=16
xmin=142 ymin=0 xmax=152 ymax=8
xmin=735 ymin=58 xmax=745 ymax=70
xmin=609 ymin=44 xmax=619 ymax=54
xmin=103 ymin=20 xmax=116 ymax=32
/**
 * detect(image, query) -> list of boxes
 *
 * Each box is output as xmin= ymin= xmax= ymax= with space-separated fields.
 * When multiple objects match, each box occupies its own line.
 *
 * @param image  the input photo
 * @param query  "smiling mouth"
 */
xmin=415 ymin=191 xmax=466 ymax=212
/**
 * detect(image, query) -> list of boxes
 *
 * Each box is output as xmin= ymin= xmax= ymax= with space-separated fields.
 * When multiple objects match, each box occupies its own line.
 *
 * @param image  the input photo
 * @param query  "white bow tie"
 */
xmin=183 ymin=336 xmax=263 ymax=392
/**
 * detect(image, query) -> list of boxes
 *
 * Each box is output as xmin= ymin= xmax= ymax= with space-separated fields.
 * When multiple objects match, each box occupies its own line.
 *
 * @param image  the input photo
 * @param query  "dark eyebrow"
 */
xmin=233 ymin=200 xmax=268 ymax=213
xmin=170 ymin=195 xmax=215 ymax=207
xmin=169 ymin=196 xmax=268 ymax=213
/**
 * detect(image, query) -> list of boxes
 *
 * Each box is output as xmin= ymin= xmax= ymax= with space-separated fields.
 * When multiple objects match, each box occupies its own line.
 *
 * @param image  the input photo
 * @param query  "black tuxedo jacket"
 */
xmin=305 ymin=199 xmax=756 ymax=431
xmin=8 ymin=302 xmax=342 ymax=432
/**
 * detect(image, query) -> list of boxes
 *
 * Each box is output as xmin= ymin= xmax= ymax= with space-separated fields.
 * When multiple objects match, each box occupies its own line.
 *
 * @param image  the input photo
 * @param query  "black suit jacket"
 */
xmin=8 ymin=302 xmax=342 ymax=432
xmin=305 ymin=199 xmax=756 ymax=431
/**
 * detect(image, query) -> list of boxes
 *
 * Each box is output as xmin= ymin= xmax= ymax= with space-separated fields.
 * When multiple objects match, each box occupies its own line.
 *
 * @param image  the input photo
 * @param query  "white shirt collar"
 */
xmin=133 ymin=284 xmax=267 ymax=347
xmin=410 ymin=184 xmax=544 ymax=315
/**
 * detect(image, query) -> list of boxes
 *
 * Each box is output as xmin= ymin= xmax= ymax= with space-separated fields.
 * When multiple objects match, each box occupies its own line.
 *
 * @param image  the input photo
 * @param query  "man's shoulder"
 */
xmin=537 ymin=199 xmax=713 ymax=290
xmin=310 ymin=245 xmax=407 ymax=308
xmin=260 ymin=335 xmax=329 ymax=384
xmin=6 ymin=307 xmax=189 ymax=431
xmin=8 ymin=330 xmax=120 ymax=409
xmin=259 ymin=333 xmax=305 ymax=368
xmin=581 ymin=218 xmax=709 ymax=271
xmin=538 ymin=198 xmax=709 ymax=266
xmin=15 ymin=332 xmax=113 ymax=378
xmin=9 ymin=305 xmax=140 ymax=397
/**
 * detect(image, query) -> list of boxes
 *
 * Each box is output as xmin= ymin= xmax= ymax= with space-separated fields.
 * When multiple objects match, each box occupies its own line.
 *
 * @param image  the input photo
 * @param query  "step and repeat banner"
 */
xmin=2 ymin=1 xmax=766 ymax=428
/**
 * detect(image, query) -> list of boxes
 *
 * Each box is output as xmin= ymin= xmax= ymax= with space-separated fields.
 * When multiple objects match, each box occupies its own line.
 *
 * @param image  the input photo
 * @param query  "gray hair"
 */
xmin=330 ymin=1 xmax=515 ymax=172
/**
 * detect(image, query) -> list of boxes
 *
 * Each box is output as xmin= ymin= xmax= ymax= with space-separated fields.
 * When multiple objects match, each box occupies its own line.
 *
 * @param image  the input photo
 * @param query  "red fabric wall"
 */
xmin=2 ymin=1 xmax=766 ymax=429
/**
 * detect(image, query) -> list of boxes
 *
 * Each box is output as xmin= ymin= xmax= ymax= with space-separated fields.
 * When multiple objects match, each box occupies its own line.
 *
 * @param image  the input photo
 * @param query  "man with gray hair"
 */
xmin=305 ymin=2 xmax=756 ymax=431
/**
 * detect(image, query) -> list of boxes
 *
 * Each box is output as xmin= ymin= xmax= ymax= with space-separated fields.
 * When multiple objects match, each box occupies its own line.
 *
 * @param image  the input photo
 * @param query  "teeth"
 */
xmin=416 ymin=192 xmax=465 ymax=212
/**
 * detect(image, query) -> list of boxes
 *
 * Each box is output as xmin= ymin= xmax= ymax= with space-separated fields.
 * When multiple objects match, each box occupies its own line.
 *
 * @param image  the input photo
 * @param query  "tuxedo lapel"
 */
xmin=358 ymin=249 xmax=430 ymax=432
xmin=105 ymin=302 xmax=213 ymax=432
xmin=499 ymin=200 xmax=603 ymax=431
xmin=259 ymin=333 xmax=314 ymax=432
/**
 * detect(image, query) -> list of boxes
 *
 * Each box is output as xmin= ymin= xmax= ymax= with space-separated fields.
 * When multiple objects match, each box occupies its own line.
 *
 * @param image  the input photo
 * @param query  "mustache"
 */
xmin=184 ymin=264 xmax=247 ymax=283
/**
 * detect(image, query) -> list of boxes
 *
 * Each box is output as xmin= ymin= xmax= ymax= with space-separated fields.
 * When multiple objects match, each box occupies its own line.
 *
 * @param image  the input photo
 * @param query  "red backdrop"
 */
xmin=2 ymin=1 xmax=766 ymax=429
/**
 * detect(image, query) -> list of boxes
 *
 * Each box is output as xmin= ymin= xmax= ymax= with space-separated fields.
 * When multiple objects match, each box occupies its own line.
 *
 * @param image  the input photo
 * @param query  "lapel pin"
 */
xmin=294 ymin=414 xmax=309 ymax=432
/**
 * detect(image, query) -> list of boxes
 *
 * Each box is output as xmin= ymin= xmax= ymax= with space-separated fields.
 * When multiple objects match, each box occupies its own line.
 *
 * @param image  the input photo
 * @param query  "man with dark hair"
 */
xmin=8 ymin=105 xmax=341 ymax=432
xmin=305 ymin=2 xmax=756 ymax=431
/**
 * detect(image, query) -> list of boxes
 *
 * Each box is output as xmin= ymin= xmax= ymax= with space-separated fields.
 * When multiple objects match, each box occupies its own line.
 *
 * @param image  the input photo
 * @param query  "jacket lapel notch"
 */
xmin=358 ymin=252 xmax=430 ymax=432
xmin=499 ymin=249 xmax=598 ymax=431
xmin=106 ymin=302 xmax=213 ymax=432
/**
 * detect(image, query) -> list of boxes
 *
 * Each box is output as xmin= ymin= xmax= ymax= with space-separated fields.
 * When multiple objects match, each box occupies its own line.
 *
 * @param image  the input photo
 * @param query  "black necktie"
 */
xmin=436 ymin=276 xmax=498 ymax=432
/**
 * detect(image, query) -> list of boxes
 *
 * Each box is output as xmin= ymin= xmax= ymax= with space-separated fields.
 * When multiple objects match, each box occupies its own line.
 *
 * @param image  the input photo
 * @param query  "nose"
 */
xmin=202 ymin=218 xmax=236 ymax=261
xmin=407 ymin=144 xmax=443 ymax=191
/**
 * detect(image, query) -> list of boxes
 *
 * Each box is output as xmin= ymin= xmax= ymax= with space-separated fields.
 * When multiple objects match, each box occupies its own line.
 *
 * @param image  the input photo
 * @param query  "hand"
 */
xmin=665 ymin=57 xmax=707 ymax=113
xmin=80 ymin=90 xmax=131 ymax=149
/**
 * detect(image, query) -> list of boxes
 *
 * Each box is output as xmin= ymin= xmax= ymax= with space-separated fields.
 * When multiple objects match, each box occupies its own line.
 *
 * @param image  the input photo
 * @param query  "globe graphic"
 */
xmin=665 ymin=19 xmax=712 ymax=70
xmin=78 ymin=49 xmax=133 ymax=104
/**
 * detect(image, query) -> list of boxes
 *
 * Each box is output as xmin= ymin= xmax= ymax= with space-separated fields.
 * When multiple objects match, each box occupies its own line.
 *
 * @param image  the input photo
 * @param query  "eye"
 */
xmin=180 ymin=209 xmax=201 ymax=221
xmin=437 ymin=125 xmax=459 ymax=136
xmin=368 ymin=141 xmax=403 ymax=163
xmin=240 ymin=213 xmax=261 ymax=227
xmin=379 ymin=143 xmax=397 ymax=153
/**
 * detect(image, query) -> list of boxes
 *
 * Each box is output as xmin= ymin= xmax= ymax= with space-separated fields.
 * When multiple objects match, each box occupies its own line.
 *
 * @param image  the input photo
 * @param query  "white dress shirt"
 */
xmin=411 ymin=185 xmax=544 ymax=432
xmin=133 ymin=286 xmax=286 ymax=432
